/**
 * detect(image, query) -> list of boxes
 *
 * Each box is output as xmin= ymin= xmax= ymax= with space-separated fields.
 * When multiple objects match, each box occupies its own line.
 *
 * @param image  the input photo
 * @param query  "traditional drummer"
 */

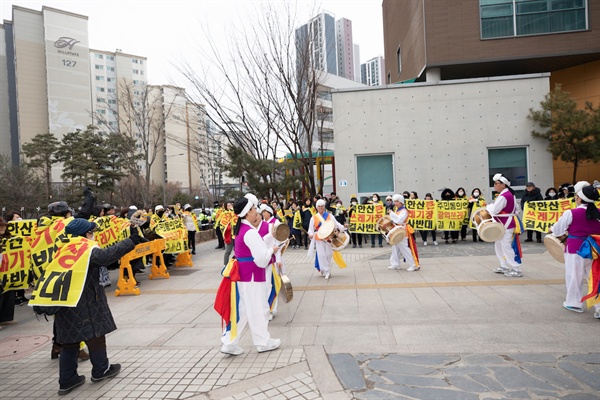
xmin=308 ymin=199 xmax=346 ymax=280
xmin=387 ymin=194 xmax=420 ymax=271
xmin=487 ymin=173 xmax=523 ymax=277
xmin=549 ymin=183 xmax=600 ymax=317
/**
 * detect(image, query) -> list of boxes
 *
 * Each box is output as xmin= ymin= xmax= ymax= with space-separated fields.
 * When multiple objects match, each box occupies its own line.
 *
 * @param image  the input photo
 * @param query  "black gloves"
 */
xmin=129 ymin=226 xmax=149 ymax=245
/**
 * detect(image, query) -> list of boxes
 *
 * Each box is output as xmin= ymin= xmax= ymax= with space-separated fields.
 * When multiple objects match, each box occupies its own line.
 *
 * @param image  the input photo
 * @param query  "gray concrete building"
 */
xmin=332 ymin=73 xmax=553 ymax=203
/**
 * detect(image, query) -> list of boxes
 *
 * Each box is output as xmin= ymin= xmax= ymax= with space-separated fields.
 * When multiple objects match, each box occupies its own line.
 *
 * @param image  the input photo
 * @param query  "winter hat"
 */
xmin=65 ymin=218 xmax=96 ymax=237
xmin=392 ymin=194 xmax=404 ymax=203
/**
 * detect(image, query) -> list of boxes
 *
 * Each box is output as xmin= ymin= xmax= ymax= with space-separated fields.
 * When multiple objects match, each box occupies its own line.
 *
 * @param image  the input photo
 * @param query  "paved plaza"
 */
xmin=1 ymin=236 xmax=599 ymax=399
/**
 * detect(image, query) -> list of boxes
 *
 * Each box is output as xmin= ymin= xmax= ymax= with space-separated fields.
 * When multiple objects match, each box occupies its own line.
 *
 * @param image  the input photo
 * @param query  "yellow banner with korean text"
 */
xmin=348 ymin=204 xmax=386 ymax=234
xmin=219 ymin=211 xmax=237 ymax=231
xmin=154 ymin=219 xmax=189 ymax=254
xmin=7 ymin=219 xmax=37 ymax=237
xmin=29 ymin=216 xmax=72 ymax=283
xmin=92 ymin=216 xmax=131 ymax=248
xmin=405 ymin=200 xmax=437 ymax=230
xmin=436 ymin=200 xmax=469 ymax=231
xmin=0 ymin=236 xmax=32 ymax=291
xmin=523 ymin=199 xmax=574 ymax=233
xmin=28 ymin=237 xmax=96 ymax=308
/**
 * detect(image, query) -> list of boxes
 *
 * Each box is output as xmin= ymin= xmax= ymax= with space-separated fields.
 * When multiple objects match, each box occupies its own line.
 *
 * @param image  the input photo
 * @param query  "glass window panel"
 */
xmin=356 ymin=154 xmax=394 ymax=194
xmin=482 ymin=17 xmax=514 ymax=38
xmin=517 ymin=13 xmax=550 ymax=35
xmin=550 ymin=9 xmax=586 ymax=31
xmin=516 ymin=1 xmax=548 ymax=14
xmin=550 ymin=0 xmax=584 ymax=11
xmin=480 ymin=0 xmax=512 ymax=5
xmin=488 ymin=147 xmax=528 ymax=187
xmin=481 ymin=4 xmax=513 ymax=18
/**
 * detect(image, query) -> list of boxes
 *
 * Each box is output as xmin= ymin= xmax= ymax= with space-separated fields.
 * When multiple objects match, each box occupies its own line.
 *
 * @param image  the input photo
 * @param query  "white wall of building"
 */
xmin=0 ymin=26 xmax=11 ymax=160
xmin=332 ymin=74 xmax=554 ymax=203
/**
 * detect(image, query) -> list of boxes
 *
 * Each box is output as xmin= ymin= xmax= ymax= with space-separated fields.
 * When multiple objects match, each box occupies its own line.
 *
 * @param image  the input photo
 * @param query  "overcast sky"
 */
xmin=1 ymin=0 xmax=384 ymax=86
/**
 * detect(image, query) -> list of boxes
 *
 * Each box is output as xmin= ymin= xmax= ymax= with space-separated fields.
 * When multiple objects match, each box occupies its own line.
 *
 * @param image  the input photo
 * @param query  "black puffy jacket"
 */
xmin=520 ymin=187 xmax=543 ymax=210
xmin=54 ymin=239 xmax=135 ymax=344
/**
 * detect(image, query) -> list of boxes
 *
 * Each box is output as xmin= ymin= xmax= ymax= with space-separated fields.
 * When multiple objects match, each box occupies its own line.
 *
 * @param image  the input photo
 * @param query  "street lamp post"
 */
xmin=163 ymin=153 xmax=184 ymax=205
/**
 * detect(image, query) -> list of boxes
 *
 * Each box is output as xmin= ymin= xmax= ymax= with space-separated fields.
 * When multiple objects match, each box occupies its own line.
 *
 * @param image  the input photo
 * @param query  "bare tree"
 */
xmin=174 ymin=2 xmax=328 ymax=198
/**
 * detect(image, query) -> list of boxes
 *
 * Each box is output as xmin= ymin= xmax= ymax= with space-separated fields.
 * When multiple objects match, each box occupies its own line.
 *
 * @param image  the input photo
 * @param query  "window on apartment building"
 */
xmin=96 ymin=87 xmax=105 ymax=92
xmin=134 ymin=90 xmax=141 ymax=95
xmin=356 ymin=154 xmax=394 ymax=195
xmin=108 ymin=56 xmax=115 ymax=61
xmin=133 ymin=80 xmax=140 ymax=84
xmin=488 ymin=146 xmax=528 ymax=198
xmin=95 ymin=65 xmax=104 ymax=70
xmin=97 ymin=109 xmax=106 ymax=114
xmin=95 ymin=76 xmax=104 ymax=81
xmin=108 ymin=99 xmax=117 ymax=104
xmin=95 ymin=54 xmax=104 ymax=59
xmin=97 ymin=97 xmax=105 ymax=103
xmin=107 ymin=77 xmax=114 ymax=82
xmin=140 ymin=60 xmax=144 ymax=65
xmin=132 ymin=59 xmax=139 ymax=63
xmin=107 ymin=88 xmax=116 ymax=93
xmin=480 ymin=0 xmax=587 ymax=39
xmin=109 ymin=121 xmax=117 ymax=127
xmin=108 ymin=67 xmax=115 ymax=72
xmin=133 ymin=69 xmax=139 ymax=74
xmin=140 ymin=71 xmax=144 ymax=75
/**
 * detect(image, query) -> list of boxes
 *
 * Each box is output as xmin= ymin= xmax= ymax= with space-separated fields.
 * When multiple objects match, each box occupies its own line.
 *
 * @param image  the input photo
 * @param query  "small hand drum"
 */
xmin=471 ymin=209 xmax=505 ymax=242
xmin=544 ymin=234 xmax=567 ymax=263
xmin=376 ymin=216 xmax=406 ymax=245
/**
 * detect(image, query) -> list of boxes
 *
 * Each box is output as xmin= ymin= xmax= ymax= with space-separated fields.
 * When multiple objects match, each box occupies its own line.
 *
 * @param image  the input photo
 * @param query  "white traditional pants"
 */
xmin=221 ymin=281 xmax=271 ymax=347
xmin=315 ymin=240 xmax=333 ymax=274
xmin=564 ymin=253 xmax=592 ymax=309
xmin=494 ymin=228 xmax=521 ymax=269
xmin=390 ymin=238 xmax=415 ymax=268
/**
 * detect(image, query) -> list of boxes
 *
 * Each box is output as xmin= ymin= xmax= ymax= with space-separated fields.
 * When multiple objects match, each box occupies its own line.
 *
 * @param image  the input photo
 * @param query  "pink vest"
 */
xmin=566 ymin=207 xmax=600 ymax=254
xmin=258 ymin=218 xmax=276 ymax=238
xmin=235 ymin=223 xmax=266 ymax=282
xmin=494 ymin=190 xmax=516 ymax=229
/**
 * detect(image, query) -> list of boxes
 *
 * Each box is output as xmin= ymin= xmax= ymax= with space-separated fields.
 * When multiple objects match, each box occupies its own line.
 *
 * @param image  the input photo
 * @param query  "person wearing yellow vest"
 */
xmin=387 ymin=194 xmax=420 ymax=271
xmin=307 ymin=199 xmax=346 ymax=280
xmin=213 ymin=202 xmax=225 ymax=249
xmin=182 ymin=204 xmax=199 ymax=255
xmin=47 ymin=218 xmax=147 ymax=395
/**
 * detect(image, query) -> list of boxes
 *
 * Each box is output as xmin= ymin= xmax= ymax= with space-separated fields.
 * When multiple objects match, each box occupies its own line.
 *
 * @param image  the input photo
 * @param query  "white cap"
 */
xmin=573 ymin=181 xmax=590 ymax=194
xmin=392 ymin=194 xmax=404 ymax=203
xmin=183 ymin=203 xmax=192 ymax=210
xmin=492 ymin=173 xmax=510 ymax=186
xmin=155 ymin=205 xmax=164 ymax=212
xmin=129 ymin=205 xmax=137 ymax=210
xmin=316 ymin=199 xmax=326 ymax=207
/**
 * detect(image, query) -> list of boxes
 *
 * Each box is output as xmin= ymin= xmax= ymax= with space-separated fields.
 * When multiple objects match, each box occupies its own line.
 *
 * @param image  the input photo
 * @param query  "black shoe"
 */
xmin=352 ymin=244 xmax=356 ymax=248
xmin=215 ymin=246 xmax=224 ymax=249
xmin=58 ymin=375 xmax=85 ymax=395
xmin=379 ymin=244 xmax=383 ymax=247
xmin=14 ymin=297 xmax=27 ymax=306
xmin=191 ymin=251 xmax=196 ymax=255
xmin=91 ymin=363 xmax=121 ymax=383
xmin=525 ymin=239 xmax=533 ymax=243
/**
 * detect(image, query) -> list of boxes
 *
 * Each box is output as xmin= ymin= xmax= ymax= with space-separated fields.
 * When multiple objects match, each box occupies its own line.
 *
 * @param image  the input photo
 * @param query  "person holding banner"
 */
xmin=550 ymin=184 xmax=600 ymax=317
xmin=487 ymin=173 xmax=523 ymax=277
xmin=388 ymin=195 xmax=420 ymax=271
xmin=420 ymin=193 xmax=439 ymax=246
xmin=41 ymin=218 xmax=147 ymax=395
xmin=182 ymin=204 xmax=199 ymax=255
xmin=370 ymin=194 xmax=384 ymax=248
xmin=308 ymin=199 xmax=346 ymax=279
xmin=289 ymin=201 xmax=302 ymax=249
xmin=348 ymin=196 xmax=364 ymax=248
xmin=220 ymin=194 xmax=281 ymax=356
xmin=521 ymin=182 xmax=543 ymax=243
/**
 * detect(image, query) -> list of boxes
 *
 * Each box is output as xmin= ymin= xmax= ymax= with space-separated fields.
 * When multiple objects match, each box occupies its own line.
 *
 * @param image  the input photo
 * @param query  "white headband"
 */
xmin=238 ymin=193 xmax=259 ymax=217
xmin=492 ymin=173 xmax=510 ymax=186
xmin=259 ymin=204 xmax=273 ymax=215
xmin=577 ymin=187 xmax=593 ymax=203
xmin=573 ymin=181 xmax=590 ymax=194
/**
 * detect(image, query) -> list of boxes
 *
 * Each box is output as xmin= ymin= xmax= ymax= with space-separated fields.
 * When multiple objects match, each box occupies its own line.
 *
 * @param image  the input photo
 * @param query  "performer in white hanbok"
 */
xmin=387 ymin=194 xmax=420 ymax=271
xmin=220 ymin=194 xmax=281 ymax=356
xmin=259 ymin=204 xmax=284 ymax=319
xmin=307 ymin=199 xmax=345 ymax=279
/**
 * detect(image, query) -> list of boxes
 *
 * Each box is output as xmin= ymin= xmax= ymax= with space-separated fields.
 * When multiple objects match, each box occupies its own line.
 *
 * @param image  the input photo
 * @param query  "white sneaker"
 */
xmin=423 ymin=241 xmax=427 ymax=246
xmin=407 ymin=266 xmax=420 ymax=272
xmin=504 ymin=269 xmax=523 ymax=277
xmin=220 ymin=344 xmax=244 ymax=356
xmin=594 ymin=309 xmax=600 ymax=319
xmin=256 ymin=338 xmax=281 ymax=353
xmin=433 ymin=241 xmax=438 ymax=246
xmin=494 ymin=266 xmax=508 ymax=274
xmin=388 ymin=266 xmax=400 ymax=270
xmin=268 ymin=313 xmax=274 ymax=321
xmin=324 ymin=272 xmax=330 ymax=280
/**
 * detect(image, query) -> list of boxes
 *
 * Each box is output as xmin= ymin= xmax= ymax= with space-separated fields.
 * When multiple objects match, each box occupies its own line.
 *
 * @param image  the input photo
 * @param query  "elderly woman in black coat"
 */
xmin=54 ymin=218 xmax=146 ymax=396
